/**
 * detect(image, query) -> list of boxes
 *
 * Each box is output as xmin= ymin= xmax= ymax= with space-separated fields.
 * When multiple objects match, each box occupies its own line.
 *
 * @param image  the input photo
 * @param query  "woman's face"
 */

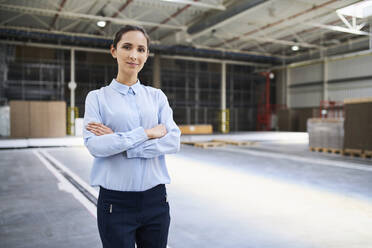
xmin=111 ymin=31 xmax=149 ymax=77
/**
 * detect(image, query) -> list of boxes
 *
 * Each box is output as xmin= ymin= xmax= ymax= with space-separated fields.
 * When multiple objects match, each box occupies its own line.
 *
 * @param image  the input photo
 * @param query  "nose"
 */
xmin=129 ymin=50 xmax=137 ymax=61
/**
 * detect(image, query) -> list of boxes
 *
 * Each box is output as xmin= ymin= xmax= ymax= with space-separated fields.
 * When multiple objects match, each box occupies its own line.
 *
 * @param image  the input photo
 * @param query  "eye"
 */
xmin=138 ymin=47 xmax=146 ymax=52
xmin=122 ymin=45 xmax=131 ymax=50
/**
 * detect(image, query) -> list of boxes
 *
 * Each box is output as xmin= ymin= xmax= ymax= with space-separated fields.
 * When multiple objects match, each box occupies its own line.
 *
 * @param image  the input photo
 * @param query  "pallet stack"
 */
xmin=343 ymin=98 xmax=372 ymax=157
xmin=10 ymin=100 xmax=66 ymax=138
xmin=277 ymin=109 xmax=298 ymax=131
xmin=307 ymin=118 xmax=344 ymax=153
xmin=178 ymin=124 xmax=213 ymax=134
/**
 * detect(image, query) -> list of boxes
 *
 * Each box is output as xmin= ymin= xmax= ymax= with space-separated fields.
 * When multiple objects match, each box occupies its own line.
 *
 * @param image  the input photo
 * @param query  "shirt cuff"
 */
xmin=126 ymin=139 xmax=157 ymax=158
xmin=117 ymin=126 xmax=148 ymax=149
xmin=126 ymin=145 xmax=141 ymax=158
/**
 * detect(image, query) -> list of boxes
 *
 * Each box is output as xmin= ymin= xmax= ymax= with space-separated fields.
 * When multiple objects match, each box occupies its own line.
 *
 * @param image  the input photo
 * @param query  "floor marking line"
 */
xmin=33 ymin=150 xmax=97 ymax=218
xmin=34 ymin=149 xmax=172 ymax=248
xmin=40 ymin=150 xmax=99 ymax=199
xmin=218 ymin=147 xmax=372 ymax=172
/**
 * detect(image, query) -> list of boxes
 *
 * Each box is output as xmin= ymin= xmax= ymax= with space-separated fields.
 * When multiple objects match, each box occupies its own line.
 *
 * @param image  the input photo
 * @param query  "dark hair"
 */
xmin=112 ymin=25 xmax=150 ymax=50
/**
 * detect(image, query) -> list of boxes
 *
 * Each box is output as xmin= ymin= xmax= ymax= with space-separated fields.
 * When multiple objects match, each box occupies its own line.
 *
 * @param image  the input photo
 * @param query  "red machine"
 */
xmin=256 ymin=72 xmax=272 ymax=131
xmin=319 ymin=100 xmax=344 ymax=118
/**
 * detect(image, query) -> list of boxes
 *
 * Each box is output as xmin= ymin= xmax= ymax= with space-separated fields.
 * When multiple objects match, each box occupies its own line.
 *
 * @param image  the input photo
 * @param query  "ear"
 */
xmin=110 ymin=44 xmax=117 ymax=59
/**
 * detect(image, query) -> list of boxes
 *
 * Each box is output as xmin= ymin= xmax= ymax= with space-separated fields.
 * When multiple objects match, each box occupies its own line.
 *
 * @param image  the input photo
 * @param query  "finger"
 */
xmin=89 ymin=122 xmax=105 ymax=127
xmin=88 ymin=122 xmax=102 ymax=126
xmin=94 ymin=124 xmax=110 ymax=131
xmin=88 ymin=123 xmax=103 ymax=128
xmin=103 ymin=127 xmax=113 ymax=133
xmin=88 ymin=127 xmax=103 ymax=135
xmin=90 ymin=130 xmax=100 ymax=135
xmin=93 ymin=125 xmax=106 ymax=132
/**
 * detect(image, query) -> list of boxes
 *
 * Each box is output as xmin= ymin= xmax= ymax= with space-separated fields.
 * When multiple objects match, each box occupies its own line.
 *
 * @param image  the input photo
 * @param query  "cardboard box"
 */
xmin=0 ymin=106 xmax=10 ymax=137
xmin=48 ymin=101 xmax=66 ymax=137
xmin=277 ymin=109 xmax=298 ymax=131
xmin=343 ymin=98 xmax=372 ymax=151
xmin=10 ymin=101 xmax=30 ymax=138
xmin=10 ymin=100 xmax=66 ymax=138
xmin=307 ymin=118 xmax=344 ymax=149
xmin=30 ymin=101 xmax=49 ymax=137
xmin=179 ymin=124 xmax=213 ymax=134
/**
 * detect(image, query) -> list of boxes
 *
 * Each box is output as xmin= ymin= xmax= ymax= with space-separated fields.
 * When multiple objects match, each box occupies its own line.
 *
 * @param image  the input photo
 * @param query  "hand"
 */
xmin=145 ymin=124 xmax=167 ymax=139
xmin=86 ymin=122 xmax=114 ymax=136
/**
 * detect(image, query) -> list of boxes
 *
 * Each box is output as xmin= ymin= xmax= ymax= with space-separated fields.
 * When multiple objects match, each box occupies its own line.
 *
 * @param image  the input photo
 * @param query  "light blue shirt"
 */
xmin=83 ymin=79 xmax=181 ymax=191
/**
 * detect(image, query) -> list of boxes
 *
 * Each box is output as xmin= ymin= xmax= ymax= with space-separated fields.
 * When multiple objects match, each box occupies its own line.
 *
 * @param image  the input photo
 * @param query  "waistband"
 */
xmin=99 ymin=184 xmax=165 ymax=198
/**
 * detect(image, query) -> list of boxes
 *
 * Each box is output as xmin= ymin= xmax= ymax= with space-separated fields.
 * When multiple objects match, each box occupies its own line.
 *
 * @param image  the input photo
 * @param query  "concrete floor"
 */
xmin=1 ymin=133 xmax=372 ymax=247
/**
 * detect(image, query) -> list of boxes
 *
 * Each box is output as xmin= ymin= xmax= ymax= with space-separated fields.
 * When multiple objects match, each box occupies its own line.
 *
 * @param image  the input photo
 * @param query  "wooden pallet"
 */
xmin=363 ymin=150 xmax=372 ymax=159
xmin=309 ymin=147 xmax=343 ymax=154
xmin=212 ymin=139 xmax=256 ymax=146
xmin=194 ymin=141 xmax=226 ymax=149
xmin=324 ymin=148 xmax=344 ymax=155
xmin=181 ymin=141 xmax=198 ymax=145
xmin=343 ymin=149 xmax=363 ymax=157
xmin=181 ymin=141 xmax=226 ymax=149
xmin=309 ymin=147 xmax=324 ymax=152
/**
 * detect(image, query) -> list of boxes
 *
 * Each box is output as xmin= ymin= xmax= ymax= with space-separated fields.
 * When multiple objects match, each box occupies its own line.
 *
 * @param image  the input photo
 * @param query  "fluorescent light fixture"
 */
xmin=97 ymin=21 xmax=106 ymax=28
xmin=159 ymin=0 xmax=225 ymax=10
xmin=291 ymin=45 xmax=299 ymax=51
xmin=336 ymin=0 xmax=372 ymax=19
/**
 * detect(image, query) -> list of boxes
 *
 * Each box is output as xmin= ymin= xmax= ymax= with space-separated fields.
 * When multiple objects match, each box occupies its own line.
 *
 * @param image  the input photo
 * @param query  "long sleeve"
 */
xmin=83 ymin=91 xmax=148 ymax=158
xmin=126 ymin=90 xmax=181 ymax=159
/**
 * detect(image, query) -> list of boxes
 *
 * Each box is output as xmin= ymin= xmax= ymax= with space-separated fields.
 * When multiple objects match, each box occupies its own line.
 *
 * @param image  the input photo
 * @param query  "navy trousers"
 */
xmin=97 ymin=184 xmax=170 ymax=248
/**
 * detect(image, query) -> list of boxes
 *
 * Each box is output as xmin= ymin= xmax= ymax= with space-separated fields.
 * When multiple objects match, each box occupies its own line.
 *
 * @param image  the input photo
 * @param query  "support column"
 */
xmin=195 ymin=63 xmax=199 ymax=124
xmin=153 ymin=54 xmax=161 ymax=89
xmin=220 ymin=62 xmax=227 ymax=133
xmin=370 ymin=19 xmax=372 ymax=50
xmin=286 ymin=67 xmax=291 ymax=108
xmin=68 ymin=48 xmax=77 ymax=136
xmin=185 ymin=63 xmax=190 ymax=124
xmin=323 ymin=58 xmax=328 ymax=101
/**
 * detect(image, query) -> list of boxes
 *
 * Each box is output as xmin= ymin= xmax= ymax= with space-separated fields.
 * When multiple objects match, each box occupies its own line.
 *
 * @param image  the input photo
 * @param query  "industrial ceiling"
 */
xmin=0 ymin=0 xmax=371 ymax=64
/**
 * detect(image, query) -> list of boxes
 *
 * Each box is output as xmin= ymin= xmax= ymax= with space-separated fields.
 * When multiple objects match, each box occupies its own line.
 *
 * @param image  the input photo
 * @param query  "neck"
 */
xmin=116 ymin=71 xmax=138 ymax=86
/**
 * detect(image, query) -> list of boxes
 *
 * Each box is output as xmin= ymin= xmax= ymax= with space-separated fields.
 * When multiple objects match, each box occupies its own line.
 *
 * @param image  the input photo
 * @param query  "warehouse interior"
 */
xmin=1 ymin=0 xmax=372 ymax=247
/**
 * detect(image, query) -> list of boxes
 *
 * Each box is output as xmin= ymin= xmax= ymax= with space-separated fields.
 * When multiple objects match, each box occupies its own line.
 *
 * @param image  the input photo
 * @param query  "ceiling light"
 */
xmin=291 ymin=45 xmax=299 ymax=51
xmin=97 ymin=21 xmax=106 ymax=28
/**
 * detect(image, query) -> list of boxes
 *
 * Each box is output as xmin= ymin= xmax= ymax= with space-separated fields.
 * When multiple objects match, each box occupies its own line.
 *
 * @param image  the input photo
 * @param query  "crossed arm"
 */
xmin=86 ymin=122 xmax=167 ymax=139
xmin=83 ymin=90 xmax=181 ymax=158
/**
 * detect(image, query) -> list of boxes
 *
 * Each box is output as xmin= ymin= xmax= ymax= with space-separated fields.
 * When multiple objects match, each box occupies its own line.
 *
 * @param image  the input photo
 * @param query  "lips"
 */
xmin=127 ymin=62 xmax=139 ymax=66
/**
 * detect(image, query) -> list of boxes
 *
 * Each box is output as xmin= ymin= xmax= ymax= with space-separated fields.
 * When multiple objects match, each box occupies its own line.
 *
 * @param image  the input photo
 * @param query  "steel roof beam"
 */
xmin=0 ymin=3 xmax=185 ymax=30
xmin=187 ymin=0 xmax=269 ymax=40
xmin=50 ymin=0 xmax=68 ymax=29
xmin=159 ymin=0 xmax=225 ymax=10
xmin=236 ymin=35 xmax=322 ymax=49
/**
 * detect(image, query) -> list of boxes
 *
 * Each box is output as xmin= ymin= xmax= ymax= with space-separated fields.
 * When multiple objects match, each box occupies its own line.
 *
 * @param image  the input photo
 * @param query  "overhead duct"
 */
xmin=0 ymin=28 xmax=282 ymax=64
xmin=287 ymin=37 xmax=369 ymax=63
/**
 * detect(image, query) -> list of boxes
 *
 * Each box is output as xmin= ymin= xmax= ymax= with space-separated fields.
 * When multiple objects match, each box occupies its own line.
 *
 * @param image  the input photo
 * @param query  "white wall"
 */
xmin=279 ymin=51 xmax=372 ymax=108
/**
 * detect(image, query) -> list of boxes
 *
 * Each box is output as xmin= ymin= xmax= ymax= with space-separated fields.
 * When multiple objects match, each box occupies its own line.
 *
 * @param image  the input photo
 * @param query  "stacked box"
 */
xmin=10 ymin=101 xmax=30 ymax=138
xmin=344 ymin=98 xmax=372 ymax=151
xmin=0 ymin=106 xmax=10 ymax=137
xmin=10 ymin=101 xmax=66 ymax=138
xmin=277 ymin=109 xmax=298 ymax=131
xmin=179 ymin=124 xmax=213 ymax=134
xmin=296 ymin=107 xmax=320 ymax=132
xmin=307 ymin=118 xmax=344 ymax=149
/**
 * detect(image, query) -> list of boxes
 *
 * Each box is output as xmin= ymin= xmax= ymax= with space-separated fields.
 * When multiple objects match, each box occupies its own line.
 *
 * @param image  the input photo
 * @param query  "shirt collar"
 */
xmin=109 ymin=78 xmax=141 ymax=95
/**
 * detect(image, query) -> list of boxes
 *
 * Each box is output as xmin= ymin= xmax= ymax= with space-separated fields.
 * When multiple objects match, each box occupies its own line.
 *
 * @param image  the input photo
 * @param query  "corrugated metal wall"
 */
xmin=282 ymin=52 xmax=372 ymax=108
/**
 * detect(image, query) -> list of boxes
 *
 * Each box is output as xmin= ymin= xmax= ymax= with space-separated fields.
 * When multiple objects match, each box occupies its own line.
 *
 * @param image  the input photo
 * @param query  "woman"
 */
xmin=83 ymin=25 xmax=181 ymax=248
